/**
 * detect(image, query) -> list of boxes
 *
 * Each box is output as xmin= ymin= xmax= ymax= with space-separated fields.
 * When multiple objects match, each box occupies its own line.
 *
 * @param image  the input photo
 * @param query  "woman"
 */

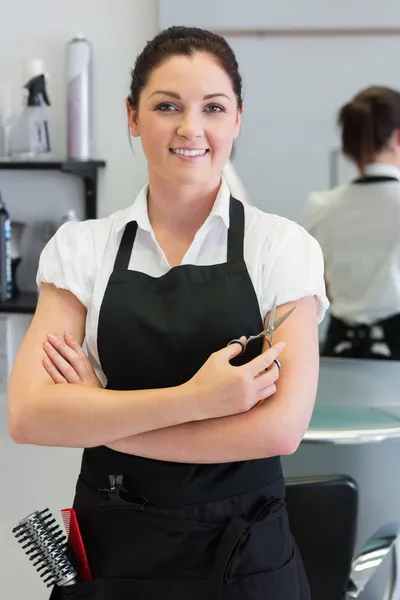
xmin=8 ymin=26 xmax=327 ymax=599
xmin=305 ymin=86 xmax=400 ymax=360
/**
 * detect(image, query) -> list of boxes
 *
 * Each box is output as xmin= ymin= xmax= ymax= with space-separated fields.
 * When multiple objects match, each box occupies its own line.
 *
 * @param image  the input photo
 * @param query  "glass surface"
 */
xmin=309 ymin=406 xmax=400 ymax=432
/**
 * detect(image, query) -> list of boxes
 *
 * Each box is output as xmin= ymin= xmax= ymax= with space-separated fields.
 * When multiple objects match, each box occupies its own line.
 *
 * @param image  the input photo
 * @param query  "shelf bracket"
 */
xmin=61 ymin=160 xmax=104 ymax=219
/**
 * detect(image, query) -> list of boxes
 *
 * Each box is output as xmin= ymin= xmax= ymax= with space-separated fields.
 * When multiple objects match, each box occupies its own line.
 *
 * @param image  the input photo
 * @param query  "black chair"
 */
xmin=285 ymin=475 xmax=400 ymax=599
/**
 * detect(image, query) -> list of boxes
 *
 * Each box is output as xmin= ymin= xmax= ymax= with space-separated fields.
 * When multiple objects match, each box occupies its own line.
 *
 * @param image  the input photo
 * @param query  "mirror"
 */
xmin=216 ymin=37 xmax=400 ymax=362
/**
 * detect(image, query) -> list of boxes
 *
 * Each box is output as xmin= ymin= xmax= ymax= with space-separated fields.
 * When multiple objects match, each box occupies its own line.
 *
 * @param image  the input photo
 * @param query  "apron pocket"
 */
xmin=229 ymin=549 xmax=300 ymax=600
xmin=61 ymin=579 xmax=105 ymax=600
xmin=101 ymin=508 xmax=220 ymax=579
xmin=105 ymin=577 xmax=208 ymax=600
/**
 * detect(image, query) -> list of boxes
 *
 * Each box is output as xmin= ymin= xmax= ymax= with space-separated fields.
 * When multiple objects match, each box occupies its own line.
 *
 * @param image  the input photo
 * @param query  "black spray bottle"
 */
xmin=0 ymin=193 xmax=12 ymax=301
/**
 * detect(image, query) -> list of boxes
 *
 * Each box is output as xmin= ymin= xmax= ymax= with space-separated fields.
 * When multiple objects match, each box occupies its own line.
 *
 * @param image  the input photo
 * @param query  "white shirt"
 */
xmin=37 ymin=176 xmax=328 ymax=385
xmin=305 ymin=163 xmax=400 ymax=325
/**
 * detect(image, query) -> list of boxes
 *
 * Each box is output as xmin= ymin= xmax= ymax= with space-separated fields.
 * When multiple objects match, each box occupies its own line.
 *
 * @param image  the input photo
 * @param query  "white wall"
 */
xmin=0 ymin=2 xmax=157 ymax=598
xmin=159 ymin=0 xmax=400 ymax=29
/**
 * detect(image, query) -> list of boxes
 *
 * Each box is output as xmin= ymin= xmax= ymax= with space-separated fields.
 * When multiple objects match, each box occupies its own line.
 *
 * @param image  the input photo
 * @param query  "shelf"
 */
xmin=0 ymin=158 xmax=106 ymax=219
xmin=0 ymin=291 xmax=37 ymax=315
xmin=0 ymin=158 xmax=105 ymax=170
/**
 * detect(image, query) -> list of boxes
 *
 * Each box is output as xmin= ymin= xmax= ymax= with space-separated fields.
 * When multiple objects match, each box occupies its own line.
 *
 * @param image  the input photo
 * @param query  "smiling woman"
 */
xmin=8 ymin=25 xmax=328 ymax=600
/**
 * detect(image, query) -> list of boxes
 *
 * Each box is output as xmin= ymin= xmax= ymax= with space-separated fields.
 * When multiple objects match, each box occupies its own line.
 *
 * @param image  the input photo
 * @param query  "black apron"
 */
xmin=323 ymin=174 xmax=400 ymax=360
xmin=322 ymin=312 xmax=400 ymax=360
xmin=52 ymin=197 xmax=310 ymax=600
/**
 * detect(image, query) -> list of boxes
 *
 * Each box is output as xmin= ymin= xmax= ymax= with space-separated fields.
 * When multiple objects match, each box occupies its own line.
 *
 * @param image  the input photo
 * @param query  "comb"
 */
xmin=61 ymin=508 xmax=92 ymax=582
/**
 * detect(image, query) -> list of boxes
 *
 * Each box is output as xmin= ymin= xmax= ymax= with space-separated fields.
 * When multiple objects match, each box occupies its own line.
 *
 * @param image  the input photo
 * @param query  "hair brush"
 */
xmin=12 ymin=508 xmax=77 ymax=587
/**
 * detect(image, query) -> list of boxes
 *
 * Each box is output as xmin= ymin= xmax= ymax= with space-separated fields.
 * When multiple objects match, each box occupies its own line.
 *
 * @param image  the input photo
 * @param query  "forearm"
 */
xmin=107 ymin=391 xmax=312 ymax=462
xmin=8 ymin=382 xmax=197 ymax=448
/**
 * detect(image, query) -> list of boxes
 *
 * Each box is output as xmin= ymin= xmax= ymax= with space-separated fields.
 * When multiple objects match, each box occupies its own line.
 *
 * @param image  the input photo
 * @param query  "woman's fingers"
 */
xmin=43 ymin=358 xmax=68 ymax=384
xmin=255 ymin=384 xmax=277 ymax=402
xmin=64 ymin=332 xmax=87 ymax=356
xmin=254 ymin=363 xmax=280 ymax=390
xmin=46 ymin=333 xmax=87 ymax=380
xmin=43 ymin=340 xmax=82 ymax=384
xmin=246 ymin=342 xmax=285 ymax=377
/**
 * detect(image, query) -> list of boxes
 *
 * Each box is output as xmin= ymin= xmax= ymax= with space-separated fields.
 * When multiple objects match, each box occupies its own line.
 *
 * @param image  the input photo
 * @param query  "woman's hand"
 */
xmin=43 ymin=332 xmax=102 ymax=388
xmin=188 ymin=340 xmax=285 ymax=421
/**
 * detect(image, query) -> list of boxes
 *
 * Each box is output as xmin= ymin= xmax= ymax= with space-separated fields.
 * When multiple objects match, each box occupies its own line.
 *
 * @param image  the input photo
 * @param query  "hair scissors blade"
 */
xmin=262 ymin=303 xmax=296 ymax=346
xmin=227 ymin=298 xmax=296 ymax=354
xmin=273 ymin=306 xmax=296 ymax=331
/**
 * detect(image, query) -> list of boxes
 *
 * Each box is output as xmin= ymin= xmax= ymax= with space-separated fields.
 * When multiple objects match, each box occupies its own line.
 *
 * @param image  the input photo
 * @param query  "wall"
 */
xmin=0 ymin=2 xmax=158 ymax=598
xmin=159 ymin=0 xmax=400 ymax=29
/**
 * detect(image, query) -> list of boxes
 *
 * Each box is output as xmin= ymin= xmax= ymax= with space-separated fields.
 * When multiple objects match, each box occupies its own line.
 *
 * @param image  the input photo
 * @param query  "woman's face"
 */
xmin=127 ymin=52 xmax=242 ymax=187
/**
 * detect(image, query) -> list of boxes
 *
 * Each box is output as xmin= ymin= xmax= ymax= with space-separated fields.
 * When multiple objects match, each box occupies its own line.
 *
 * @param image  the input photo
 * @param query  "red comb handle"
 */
xmin=61 ymin=508 xmax=92 ymax=582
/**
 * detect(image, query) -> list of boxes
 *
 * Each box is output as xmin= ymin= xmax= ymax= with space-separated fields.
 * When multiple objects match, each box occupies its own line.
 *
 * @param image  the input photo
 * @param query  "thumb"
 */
xmin=218 ymin=337 xmax=246 ymax=362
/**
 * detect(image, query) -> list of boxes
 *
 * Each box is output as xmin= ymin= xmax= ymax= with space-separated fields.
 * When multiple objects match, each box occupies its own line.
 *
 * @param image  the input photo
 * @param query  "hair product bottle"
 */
xmin=66 ymin=34 xmax=93 ymax=160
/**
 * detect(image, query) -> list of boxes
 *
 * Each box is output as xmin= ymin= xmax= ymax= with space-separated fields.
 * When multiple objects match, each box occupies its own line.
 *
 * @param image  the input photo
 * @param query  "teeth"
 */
xmin=172 ymin=149 xmax=207 ymax=157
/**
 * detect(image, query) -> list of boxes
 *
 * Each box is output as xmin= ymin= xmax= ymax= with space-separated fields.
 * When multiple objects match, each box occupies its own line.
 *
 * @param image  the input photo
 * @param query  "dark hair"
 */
xmin=338 ymin=86 xmax=400 ymax=174
xmin=127 ymin=26 xmax=243 ymax=111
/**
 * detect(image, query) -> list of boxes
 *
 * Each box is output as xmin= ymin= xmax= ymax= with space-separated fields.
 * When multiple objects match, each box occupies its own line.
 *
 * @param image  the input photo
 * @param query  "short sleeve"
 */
xmin=36 ymin=220 xmax=95 ymax=309
xmin=261 ymin=220 xmax=329 ymax=323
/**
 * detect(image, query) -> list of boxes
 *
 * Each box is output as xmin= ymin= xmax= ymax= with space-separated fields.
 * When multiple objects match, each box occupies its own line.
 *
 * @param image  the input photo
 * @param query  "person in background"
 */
xmin=305 ymin=86 xmax=400 ymax=360
xmin=8 ymin=26 xmax=327 ymax=599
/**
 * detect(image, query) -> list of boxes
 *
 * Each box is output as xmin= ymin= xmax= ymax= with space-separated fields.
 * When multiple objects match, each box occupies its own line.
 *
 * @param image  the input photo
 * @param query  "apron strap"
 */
xmin=352 ymin=175 xmax=399 ymax=184
xmin=113 ymin=221 xmax=138 ymax=270
xmin=208 ymin=498 xmax=285 ymax=599
xmin=227 ymin=196 xmax=245 ymax=263
xmin=114 ymin=196 xmax=245 ymax=270
xmin=208 ymin=517 xmax=250 ymax=600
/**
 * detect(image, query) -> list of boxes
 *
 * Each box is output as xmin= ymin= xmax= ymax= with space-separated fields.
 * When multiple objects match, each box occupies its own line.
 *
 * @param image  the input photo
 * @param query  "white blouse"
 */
xmin=37 ymin=176 xmax=328 ymax=386
xmin=305 ymin=163 xmax=400 ymax=325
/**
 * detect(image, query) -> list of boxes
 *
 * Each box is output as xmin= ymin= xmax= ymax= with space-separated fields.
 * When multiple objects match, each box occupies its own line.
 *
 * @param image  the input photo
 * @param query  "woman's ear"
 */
xmin=233 ymin=101 xmax=244 ymax=140
xmin=126 ymin=99 xmax=140 ymax=138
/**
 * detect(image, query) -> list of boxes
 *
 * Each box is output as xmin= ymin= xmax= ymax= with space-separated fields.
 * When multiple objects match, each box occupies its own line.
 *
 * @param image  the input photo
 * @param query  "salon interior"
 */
xmin=2 ymin=1 xmax=400 ymax=599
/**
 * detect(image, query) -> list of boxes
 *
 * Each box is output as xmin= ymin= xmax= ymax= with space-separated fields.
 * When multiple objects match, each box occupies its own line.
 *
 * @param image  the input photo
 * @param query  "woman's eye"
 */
xmin=156 ymin=103 xmax=178 ymax=112
xmin=205 ymin=104 xmax=225 ymax=113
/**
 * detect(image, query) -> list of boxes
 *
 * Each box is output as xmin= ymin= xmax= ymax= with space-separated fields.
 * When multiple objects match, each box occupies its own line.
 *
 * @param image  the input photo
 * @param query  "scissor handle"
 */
xmin=227 ymin=339 xmax=246 ymax=355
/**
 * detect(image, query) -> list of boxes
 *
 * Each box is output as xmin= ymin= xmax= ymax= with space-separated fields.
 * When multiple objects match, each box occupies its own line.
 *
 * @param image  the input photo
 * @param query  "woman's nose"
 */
xmin=176 ymin=111 xmax=204 ymax=140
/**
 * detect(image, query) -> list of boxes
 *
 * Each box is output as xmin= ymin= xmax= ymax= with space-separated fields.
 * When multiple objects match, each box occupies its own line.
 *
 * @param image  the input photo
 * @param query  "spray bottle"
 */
xmin=11 ymin=59 xmax=52 ymax=158
xmin=0 ymin=192 xmax=12 ymax=301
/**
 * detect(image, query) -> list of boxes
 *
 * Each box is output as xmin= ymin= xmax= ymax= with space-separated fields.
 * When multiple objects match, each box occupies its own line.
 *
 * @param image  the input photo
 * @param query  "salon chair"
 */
xmin=285 ymin=475 xmax=400 ymax=599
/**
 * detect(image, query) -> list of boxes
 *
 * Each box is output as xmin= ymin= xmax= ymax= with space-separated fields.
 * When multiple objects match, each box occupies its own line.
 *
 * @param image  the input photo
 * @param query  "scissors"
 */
xmin=227 ymin=295 xmax=296 ymax=357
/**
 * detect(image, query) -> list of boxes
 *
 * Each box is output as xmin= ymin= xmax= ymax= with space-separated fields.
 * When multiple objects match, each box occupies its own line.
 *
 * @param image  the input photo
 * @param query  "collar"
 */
xmin=115 ymin=176 xmax=232 ymax=233
xmin=364 ymin=163 xmax=400 ymax=179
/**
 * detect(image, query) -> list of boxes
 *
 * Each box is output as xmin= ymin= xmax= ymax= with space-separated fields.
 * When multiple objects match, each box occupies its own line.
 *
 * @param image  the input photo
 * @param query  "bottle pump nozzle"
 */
xmin=24 ymin=74 xmax=51 ymax=107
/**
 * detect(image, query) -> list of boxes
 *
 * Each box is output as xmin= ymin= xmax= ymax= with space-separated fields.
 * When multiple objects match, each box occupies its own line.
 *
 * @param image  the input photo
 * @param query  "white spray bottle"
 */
xmin=11 ymin=59 xmax=52 ymax=158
